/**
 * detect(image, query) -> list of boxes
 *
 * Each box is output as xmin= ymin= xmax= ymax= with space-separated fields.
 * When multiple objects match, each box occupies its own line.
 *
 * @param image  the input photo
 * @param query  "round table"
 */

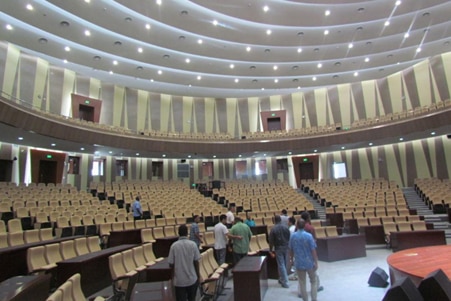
xmin=387 ymin=245 xmax=451 ymax=286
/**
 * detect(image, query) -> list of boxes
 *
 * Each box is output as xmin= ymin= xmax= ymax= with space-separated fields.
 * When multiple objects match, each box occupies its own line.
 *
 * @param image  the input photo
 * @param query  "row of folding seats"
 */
xmin=0 ymin=228 xmax=54 ymax=248
xmin=46 ymin=273 xmax=105 ymax=301
xmin=342 ymin=208 xmax=412 ymax=220
xmin=108 ymin=243 xmax=163 ymax=300
xmin=315 ymin=226 xmax=339 ymax=239
xmin=198 ymin=248 xmax=229 ymax=300
xmin=27 ymin=236 xmax=101 ymax=274
xmin=383 ymin=220 xmax=427 ymax=235
xmin=247 ymin=234 xmax=271 ymax=255
xmin=356 ymin=215 xmax=421 ymax=228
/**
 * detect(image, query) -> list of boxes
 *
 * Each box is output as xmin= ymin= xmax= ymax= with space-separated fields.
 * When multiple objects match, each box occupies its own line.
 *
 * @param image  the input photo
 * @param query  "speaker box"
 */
xmin=383 ymin=277 xmax=424 ymax=301
xmin=418 ymin=269 xmax=451 ymax=300
xmin=368 ymin=267 xmax=389 ymax=287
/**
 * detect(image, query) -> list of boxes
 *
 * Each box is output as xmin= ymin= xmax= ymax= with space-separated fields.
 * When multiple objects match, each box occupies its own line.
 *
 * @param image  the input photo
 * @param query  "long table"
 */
xmin=130 ymin=281 xmax=174 ymax=301
xmin=390 ymin=230 xmax=446 ymax=252
xmin=232 ymin=256 xmax=268 ymax=301
xmin=108 ymin=229 xmax=142 ymax=247
xmin=0 ymin=236 xmax=81 ymax=282
xmin=316 ymin=234 xmax=366 ymax=262
xmin=0 ymin=274 xmax=51 ymax=301
xmin=56 ymin=244 xmax=136 ymax=296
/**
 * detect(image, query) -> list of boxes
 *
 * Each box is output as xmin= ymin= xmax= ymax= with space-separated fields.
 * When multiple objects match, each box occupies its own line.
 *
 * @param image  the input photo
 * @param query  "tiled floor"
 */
xmin=218 ymin=245 xmax=392 ymax=301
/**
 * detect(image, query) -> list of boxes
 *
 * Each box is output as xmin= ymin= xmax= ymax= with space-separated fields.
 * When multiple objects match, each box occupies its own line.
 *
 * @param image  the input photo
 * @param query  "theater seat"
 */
xmin=109 ymin=253 xmax=138 ymax=301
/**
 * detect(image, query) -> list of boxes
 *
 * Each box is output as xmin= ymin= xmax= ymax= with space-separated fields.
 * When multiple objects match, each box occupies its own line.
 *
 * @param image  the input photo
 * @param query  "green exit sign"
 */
xmin=271 ymin=113 xmax=276 ymax=117
xmin=84 ymin=99 xmax=90 ymax=104
xmin=303 ymin=158 xmax=308 ymax=162
xmin=46 ymin=154 xmax=53 ymax=159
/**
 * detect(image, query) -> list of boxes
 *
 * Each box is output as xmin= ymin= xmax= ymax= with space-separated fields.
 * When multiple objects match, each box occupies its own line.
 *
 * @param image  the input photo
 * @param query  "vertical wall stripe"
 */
xmin=61 ymin=70 xmax=76 ymax=117
xmin=160 ymin=94 xmax=171 ymax=131
xmin=136 ymin=90 xmax=148 ymax=131
xmin=336 ymin=84 xmax=350 ymax=126
xmin=269 ymin=95 xmax=281 ymax=110
xmin=419 ymin=140 xmax=433 ymax=177
xmin=314 ymin=88 xmax=327 ymax=126
xmin=434 ymin=53 xmax=451 ymax=101
xmin=2 ymin=43 xmax=20 ymax=99
xmin=358 ymin=148 xmax=372 ymax=179
xmin=204 ymin=98 xmax=215 ymax=133
xmin=438 ymin=136 xmax=451 ymax=179
xmin=112 ymin=86 xmax=125 ymax=126
xmin=361 ymin=80 xmax=376 ymax=119
xmin=193 ymin=98 xmax=204 ymax=133
xmin=171 ymin=95 xmax=183 ymax=132
xmin=414 ymin=61 xmax=431 ymax=107
xmin=387 ymin=73 xmax=403 ymax=114
xmin=216 ymin=99 xmax=227 ymax=133
xmin=226 ymin=99 xmax=237 ymax=135
xmin=247 ymin=97 xmax=259 ymax=132
xmin=282 ymin=94 xmax=294 ymax=130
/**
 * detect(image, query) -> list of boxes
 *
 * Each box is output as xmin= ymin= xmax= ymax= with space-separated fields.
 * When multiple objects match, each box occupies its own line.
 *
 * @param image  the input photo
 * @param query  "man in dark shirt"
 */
xmin=269 ymin=215 xmax=291 ymax=288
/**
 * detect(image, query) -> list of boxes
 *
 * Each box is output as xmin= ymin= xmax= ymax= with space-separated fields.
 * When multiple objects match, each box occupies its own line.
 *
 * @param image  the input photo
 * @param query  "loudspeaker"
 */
xmin=368 ymin=267 xmax=389 ymax=287
xmin=382 ymin=277 xmax=424 ymax=301
xmin=418 ymin=269 xmax=451 ymax=300
xmin=181 ymin=159 xmax=186 ymax=163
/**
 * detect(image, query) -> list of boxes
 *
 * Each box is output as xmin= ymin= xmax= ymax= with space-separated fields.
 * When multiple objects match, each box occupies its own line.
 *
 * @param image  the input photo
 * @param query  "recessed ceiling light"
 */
xmin=356 ymin=26 xmax=363 ymax=31
xmin=64 ymin=46 xmax=71 ymax=52
xmin=357 ymin=7 xmax=365 ymax=12
xmin=145 ymin=24 xmax=151 ymax=30
xmin=136 ymin=153 xmax=140 ymax=156
xmin=18 ymin=137 xmax=23 ymax=140
xmin=325 ymin=10 xmax=331 ymax=16
xmin=384 ymin=20 xmax=390 ymax=26
xmin=179 ymin=35 xmax=185 ymax=40
xmin=317 ymin=63 xmax=322 ymax=68
xmin=246 ymin=46 xmax=251 ymax=52
xmin=137 ymin=47 xmax=143 ymax=53
xmin=297 ymin=48 xmax=302 ymax=53
xmin=229 ymin=64 xmax=235 ymax=69
xmin=109 ymin=70 xmax=113 ymax=74
xmin=6 ymin=24 xmax=13 ymax=30
xmin=431 ymin=132 xmax=436 ymax=135
xmin=264 ymin=49 xmax=271 ymax=53
xmin=292 ymin=78 xmax=299 ymax=82
xmin=334 ymin=62 xmax=341 ymax=66
xmin=404 ymin=32 xmax=410 ymax=38
xmin=197 ymin=39 xmax=203 ymax=44
xmin=263 ymin=5 xmax=269 ymax=12
xmin=297 ymin=32 xmax=304 ymax=36
xmin=314 ymin=48 xmax=320 ymax=52
xmin=162 ymin=154 xmax=166 ymax=157
xmin=266 ymin=29 xmax=272 ymax=35
xmin=108 ymin=151 xmax=113 ymax=154
xmin=324 ymin=30 xmax=329 ymax=35
xmin=185 ymin=58 xmax=190 ymax=63
xmin=333 ymin=75 xmax=339 ymax=79
xmin=213 ymin=155 xmax=216 ymax=158
xmin=84 ymin=0 xmax=90 ymax=3
xmin=399 ymin=138 xmax=404 ymax=141
xmin=341 ymin=146 xmax=345 ymax=150
xmin=273 ymin=65 xmax=278 ymax=70
xmin=416 ymin=47 xmax=422 ymax=53
xmin=197 ymin=75 xmax=201 ymax=80
xmin=212 ymin=20 xmax=218 ymax=26
xmin=156 ymin=0 xmax=162 ymax=5
xmin=274 ymin=79 xmax=279 ymax=83
xmin=395 ymin=0 xmax=401 ymax=6
xmin=157 ymin=70 xmax=162 ymax=75
xmin=312 ymin=76 xmax=317 ymax=81
xmin=63 ymin=59 xmax=68 ymax=64
xmin=80 ymin=147 xmax=85 ymax=151
xmin=26 ymin=4 xmax=33 ymax=10
xmin=234 ymin=78 xmax=239 ymax=83
xmin=314 ymin=149 xmax=318 ymax=153
xmin=292 ymin=66 xmax=299 ymax=70
xmin=364 ymin=57 xmax=370 ymax=62
xmin=113 ymin=60 xmax=118 ymax=65
xmin=422 ymin=12 xmax=430 ymax=17
xmin=252 ymin=79 xmax=258 ymax=83
xmin=348 ymin=43 xmax=353 ymax=49
xmin=354 ymin=72 xmax=359 ymax=77
xmin=150 ymin=79 xmax=154 ymax=82
xmin=84 ymin=30 xmax=91 ymax=36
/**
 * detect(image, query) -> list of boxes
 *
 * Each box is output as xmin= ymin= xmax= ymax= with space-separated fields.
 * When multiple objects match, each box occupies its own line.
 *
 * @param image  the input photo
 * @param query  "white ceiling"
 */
xmin=1 ymin=0 xmax=450 ymax=98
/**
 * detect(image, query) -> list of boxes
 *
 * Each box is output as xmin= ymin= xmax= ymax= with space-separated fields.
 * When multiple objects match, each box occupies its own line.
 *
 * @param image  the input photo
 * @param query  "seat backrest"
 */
xmin=99 ymin=223 xmax=112 ymax=237
xmin=163 ymin=226 xmax=176 ymax=237
xmin=56 ymin=216 xmax=69 ymax=228
xmin=315 ymin=227 xmax=327 ymax=239
xmin=248 ymin=235 xmax=260 ymax=252
xmin=132 ymin=246 xmax=147 ymax=267
xmin=7 ymin=231 xmax=24 ymax=246
xmin=39 ymin=228 xmax=53 ymax=241
xmin=411 ymin=220 xmax=427 ymax=231
xmin=7 ymin=218 xmax=23 ymax=233
xmin=24 ymin=229 xmax=40 ymax=244
xmin=94 ymin=214 xmax=105 ymax=224
xmin=46 ymin=288 xmax=63 ymax=301
xmin=67 ymin=273 xmax=86 ymax=301
xmin=70 ymin=216 xmax=82 ymax=227
xmin=45 ymin=243 xmax=63 ymax=264
xmin=145 ymin=219 xmax=156 ymax=228
xmin=153 ymin=227 xmax=164 ymax=239
xmin=142 ymin=243 xmax=158 ymax=262
xmin=0 ymin=233 xmax=8 ymax=248
xmin=111 ymin=222 xmax=124 ymax=231
xmin=27 ymin=246 xmax=47 ymax=273
xmin=60 ymin=240 xmax=77 ymax=260
xmin=87 ymin=236 xmax=101 ymax=252
xmin=141 ymin=228 xmax=155 ymax=243
xmin=109 ymin=253 xmax=127 ymax=280
xmin=203 ymin=231 xmax=215 ymax=245
xmin=256 ymin=234 xmax=269 ymax=249
xmin=74 ymin=237 xmax=90 ymax=256
xmin=58 ymin=281 xmax=75 ymax=301
xmin=122 ymin=250 xmax=137 ymax=272
xmin=369 ymin=217 xmax=381 ymax=226
xmin=123 ymin=221 xmax=135 ymax=230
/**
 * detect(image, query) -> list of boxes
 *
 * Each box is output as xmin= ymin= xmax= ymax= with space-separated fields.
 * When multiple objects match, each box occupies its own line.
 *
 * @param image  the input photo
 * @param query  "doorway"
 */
xmin=299 ymin=162 xmax=314 ymax=180
xmin=267 ymin=117 xmax=282 ymax=131
xmin=0 ymin=160 xmax=12 ymax=182
xmin=79 ymin=104 xmax=95 ymax=121
xmin=39 ymin=160 xmax=57 ymax=184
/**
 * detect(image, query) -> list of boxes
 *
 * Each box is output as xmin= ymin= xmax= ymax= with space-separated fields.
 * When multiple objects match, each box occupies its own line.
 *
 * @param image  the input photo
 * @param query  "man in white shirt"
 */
xmin=214 ymin=214 xmax=229 ymax=265
xmin=168 ymin=224 xmax=201 ymax=301
xmin=226 ymin=205 xmax=235 ymax=228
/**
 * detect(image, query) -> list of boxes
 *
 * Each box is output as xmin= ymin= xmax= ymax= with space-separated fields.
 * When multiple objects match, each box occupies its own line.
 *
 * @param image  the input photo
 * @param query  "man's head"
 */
xmin=246 ymin=212 xmax=252 ymax=219
xmin=274 ymin=215 xmax=282 ymax=224
xmin=301 ymin=211 xmax=311 ymax=222
xmin=288 ymin=216 xmax=296 ymax=226
xmin=229 ymin=205 xmax=236 ymax=212
xmin=194 ymin=215 xmax=200 ymax=223
xmin=297 ymin=218 xmax=306 ymax=230
xmin=281 ymin=209 xmax=287 ymax=216
xmin=178 ymin=224 xmax=188 ymax=237
xmin=219 ymin=214 xmax=227 ymax=224
xmin=234 ymin=217 xmax=242 ymax=224
xmin=135 ymin=196 xmax=140 ymax=201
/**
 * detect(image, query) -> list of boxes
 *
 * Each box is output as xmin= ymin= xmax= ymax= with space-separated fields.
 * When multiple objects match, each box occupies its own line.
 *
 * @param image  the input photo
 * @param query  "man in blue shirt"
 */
xmin=189 ymin=215 xmax=203 ymax=248
xmin=289 ymin=219 xmax=319 ymax=301
xmin=132 ymin=196 xmax=143 ymax=220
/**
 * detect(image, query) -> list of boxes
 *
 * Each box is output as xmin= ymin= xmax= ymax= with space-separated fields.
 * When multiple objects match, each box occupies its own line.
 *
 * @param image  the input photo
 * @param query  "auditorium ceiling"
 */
xmin=1 ymin=0 xmax=450 ymax=98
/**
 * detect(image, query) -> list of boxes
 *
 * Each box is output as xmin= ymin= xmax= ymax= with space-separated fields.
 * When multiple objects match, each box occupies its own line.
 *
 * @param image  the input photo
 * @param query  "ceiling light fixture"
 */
xmin=354 ymin=72 xmax=359 ymax=77
xmin=230 ymin=64 xmax=234 ymax=69
xmin=274 ymin=79 xmax=278 ymax=83
xmin=156 ymin=0 xmax=162 ymax=5
xmin=312 ymin=76 xmax=317 ymax=81
xmin=317 ymin=63 xmax=322 ymax=68
xmin=263 ymin=5 xmax=269 ymax=12
xmin=84 ymin=30 xmax=91 ymax=36
xmin=6 ymin=24 xmax=13 ymax=30
xmin=197 ymin=76 xmax=201 ymax=80
xmin=197 ymin=39 xmax=203 ymax=44
xmin=145 ymin=24 xmax=151 ymax=30
xmin=64 ymin=46 xmax=71 ymax=52
xmin=324 ymin=30 xmax=329 ymax=35
xmin=266 ymin=29 xmax=272 ymax=35
xmin=273 ymin=65 xmax=278 ymax=70
xmin=348 ymin=43 xmax=353 ymax=49
xmin=26 ymin=4 xmax=33 ymax=10
xmin=395 ymin=0 xmax=401 ymax=6
xmin=404 ymin=32 xmax=410 ymax=38
xmin=325 ymin=10 xmax=331 ymax=16
xmin=137 ymin=47 xmax=143 ymax=53
xmin=157 ymin=70 xmax=162 ymax=75
xmin=364 ymin=57 xmax=370 ymax=62
xmin=384 ymin=20 xmax=390 ymax=26
xmin=246 ymin=46 xmax=251 ymax=52
xmin=185 ymin=58 xmax=190 ymax=63
xmin=113 ymin=60 xmax=118 ymax=65
xmin=234 ymin=78 xmax=239 ymax=83
xmin=297 ymin=48 xmax=302 ymax=53
xmin=212 ymin=20 xmax=218 ymax=26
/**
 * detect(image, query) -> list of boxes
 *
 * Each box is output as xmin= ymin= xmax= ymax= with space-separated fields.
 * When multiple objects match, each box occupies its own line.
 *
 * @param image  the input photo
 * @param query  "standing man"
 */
xmin=189 ymin=215 xmax=203 ymax=248
xmin=132 ymin=196 xmax=143 ymax=220
xmin=280 ymin=209 xmax=289 ymax=227
xmin=168 ymin=224 xmax=201 ymax=301
xmin=301 ymin=211 xmax=323 ymax=292
xmin=214 ymin=214 xmax=242 ymax=265
xmin=229 ymin=217 xmax=252 ymax=264
xmin=269 ymin=215 xmax=291 ymax=288
xmin=226 ymin=205 xmax=235 ymax=228
xmin=289 ymin=219 xmax=318 ymax=301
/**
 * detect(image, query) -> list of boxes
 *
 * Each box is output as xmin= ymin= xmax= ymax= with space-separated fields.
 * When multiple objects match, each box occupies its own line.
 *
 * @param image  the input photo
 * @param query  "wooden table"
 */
xmin=108 ymin=229 xmax=142 ymax=247
xmin=390 ymin=230 xmax=446 ymax=252
xmin=154 ymin=236 xmax=178 ymax=258
xmin=316 ymin=234 xmax=366 ymax=262
xmin=145 ymin=258 xmax=172 ymax=282
xmin=0 ymin=274 xmax=51 ymax=301
xmin=130 ymin=281 xmax=174 ymax=301
xmin=56 ymin=244 xmax=136 ymax=296
xmin=387 ymin=245 xmax=451 ymax=286
xmin=232 ymin=256 xmax=268 ymax=301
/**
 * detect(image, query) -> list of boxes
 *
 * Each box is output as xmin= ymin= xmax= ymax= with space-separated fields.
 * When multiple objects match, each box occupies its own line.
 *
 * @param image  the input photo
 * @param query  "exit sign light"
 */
xmin=84 ymin=99 xmax=90 ymax=104
xmin=46 ymin=154 xmax=53 ymax=159
xmin=303 ymin=158 xmax=308 ymax=162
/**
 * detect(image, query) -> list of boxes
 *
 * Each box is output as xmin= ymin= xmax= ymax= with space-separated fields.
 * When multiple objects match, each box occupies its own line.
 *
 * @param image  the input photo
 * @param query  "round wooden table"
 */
xmin=387 ymin=245 xmax=451 ymax=286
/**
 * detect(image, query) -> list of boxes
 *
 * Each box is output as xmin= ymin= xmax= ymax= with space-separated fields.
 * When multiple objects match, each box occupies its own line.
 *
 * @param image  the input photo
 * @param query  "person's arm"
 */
xmin=195 ymin=229 xmax=203 ymax=243
xmin=311 ymin=248 xmax=318 ymax=271
xmin=194 ymin=259 xmax=201 ymax=282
